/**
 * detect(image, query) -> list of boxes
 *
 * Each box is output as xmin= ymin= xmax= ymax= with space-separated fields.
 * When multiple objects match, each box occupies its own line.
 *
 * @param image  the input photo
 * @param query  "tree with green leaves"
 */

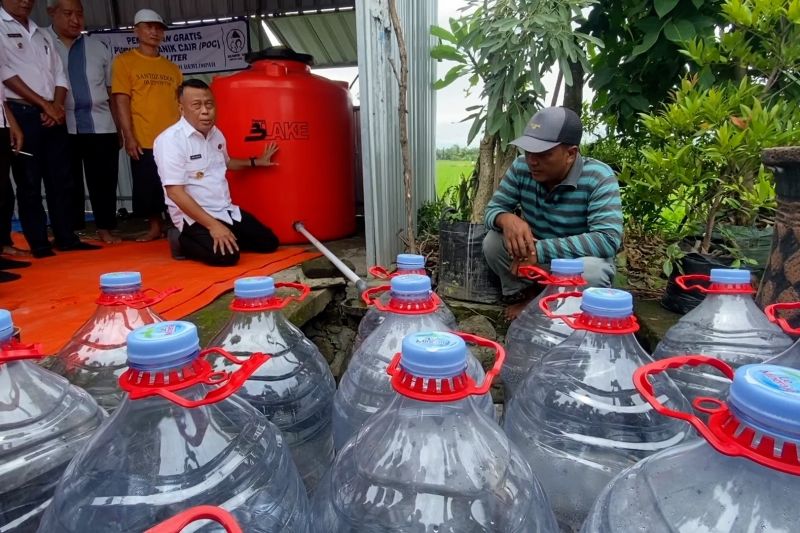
xmin=584 ymin=0 xmax=722 ymax=134
xmin=431 ymin=0 xmax=599 ymax=223
xmin=622 ymin=0 xmax=800 ymax=269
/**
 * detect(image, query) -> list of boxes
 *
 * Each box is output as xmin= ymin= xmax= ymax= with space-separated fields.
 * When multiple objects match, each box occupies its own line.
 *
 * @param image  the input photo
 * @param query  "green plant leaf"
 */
xmin=433 ymin=65 xmax=465 ymax=90
xmin=628 ymin=26 xmax=662 ymax=60
xmin=664 ymin=20 xmax=697 ymax=43
xmin=430 ymin=44 xmax=465 ymax=63
xmin=654 ymin=0 xmax=680 ymax=18
xmin=430 ymin=25 xmax=457 ymax=44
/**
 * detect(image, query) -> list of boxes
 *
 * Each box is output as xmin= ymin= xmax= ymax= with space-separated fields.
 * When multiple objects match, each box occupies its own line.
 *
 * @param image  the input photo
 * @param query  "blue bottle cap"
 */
xmin=580 ymin=287 xmax=633 ymax=318
xmin=126 ymin=321 xmax=200 ymax=371
xmin=0 ymin=309 xmax=13 ymax=342
xmin=400 ymin=331 xmax=468 ymax=379
xmin=234 ymin=276 xmax=275 ymax=298
xmin=729 ymin=364 xmax=800 ymax=439
xmin=100 ymin=272 xmax=142 ymax=289
xmin=396 ymin=254 xmax=425 ymax=270
xmin=390 ymin=274 xmax=431 ymax=295
xmin=710 ymin=268 xmax=751 ymax=285
xmin=551 ymin=259 xmax=584 ymax=275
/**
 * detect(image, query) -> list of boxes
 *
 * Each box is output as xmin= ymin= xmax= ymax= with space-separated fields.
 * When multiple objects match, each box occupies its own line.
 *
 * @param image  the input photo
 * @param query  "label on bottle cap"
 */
xmin=754 ymin=368 xmax=800 ymax=394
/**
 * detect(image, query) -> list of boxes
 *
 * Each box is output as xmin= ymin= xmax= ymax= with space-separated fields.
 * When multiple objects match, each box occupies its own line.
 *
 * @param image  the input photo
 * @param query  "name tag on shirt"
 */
xmin=189 ymin=154 xmax=202 ymax=160
xmin=7 ymin=33 xmax=21 ymax=38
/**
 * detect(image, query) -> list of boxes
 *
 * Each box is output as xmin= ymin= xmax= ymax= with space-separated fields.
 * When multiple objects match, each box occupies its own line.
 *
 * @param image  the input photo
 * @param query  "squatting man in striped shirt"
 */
xmin=482 ymin=106 xmax=623 ymax=319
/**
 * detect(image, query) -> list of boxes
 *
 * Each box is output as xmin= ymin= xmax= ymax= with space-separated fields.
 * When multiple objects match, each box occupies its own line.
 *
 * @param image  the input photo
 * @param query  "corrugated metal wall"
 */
xmin=356 ymin=0 xmax=437 ymax=266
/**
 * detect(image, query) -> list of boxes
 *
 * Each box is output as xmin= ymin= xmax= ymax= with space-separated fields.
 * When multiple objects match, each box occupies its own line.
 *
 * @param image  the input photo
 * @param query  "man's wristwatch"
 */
xmin=250 ymin=157 xmax=256 ymax=168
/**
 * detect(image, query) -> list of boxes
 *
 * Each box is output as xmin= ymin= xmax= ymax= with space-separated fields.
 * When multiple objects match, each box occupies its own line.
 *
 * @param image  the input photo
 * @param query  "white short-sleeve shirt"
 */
xmin=153 ymin=116 xmax=241 ymax=231
xmin=0 ymin=9 xmax=68 ymax=101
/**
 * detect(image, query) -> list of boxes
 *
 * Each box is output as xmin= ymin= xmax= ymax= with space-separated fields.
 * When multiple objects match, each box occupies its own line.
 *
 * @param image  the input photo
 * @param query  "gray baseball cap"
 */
xmin=510 ymin=107 xmax=583 ymax=153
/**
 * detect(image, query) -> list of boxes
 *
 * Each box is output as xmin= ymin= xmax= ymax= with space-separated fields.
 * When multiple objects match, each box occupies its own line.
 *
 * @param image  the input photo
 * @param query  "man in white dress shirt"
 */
xmin=0 ymin=0 xmax=99 ymax=257
xmin=47 ymin=0 xmax=120 ymax=243
xmin=153 ymin=79 xmax=279 ymax=266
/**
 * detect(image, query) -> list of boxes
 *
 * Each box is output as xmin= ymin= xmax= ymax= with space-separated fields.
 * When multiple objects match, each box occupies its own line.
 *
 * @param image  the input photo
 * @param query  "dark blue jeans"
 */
xmin=9 ymin=101 xmax=79 ymax=253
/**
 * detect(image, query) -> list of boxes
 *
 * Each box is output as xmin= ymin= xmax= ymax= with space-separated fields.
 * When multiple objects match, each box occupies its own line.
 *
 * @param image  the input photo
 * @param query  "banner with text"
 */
xmin=91 ymin=19 xmax=250 ymax=74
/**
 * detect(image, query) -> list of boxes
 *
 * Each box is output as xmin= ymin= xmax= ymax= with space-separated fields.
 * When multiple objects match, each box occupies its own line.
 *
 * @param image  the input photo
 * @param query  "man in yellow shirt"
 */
xmin=111 ymin=8 xmax=181 ymax=242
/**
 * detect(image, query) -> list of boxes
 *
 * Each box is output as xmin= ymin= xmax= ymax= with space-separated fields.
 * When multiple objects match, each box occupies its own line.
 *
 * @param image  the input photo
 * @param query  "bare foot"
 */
xmin=136 ymin=219 xmax=165 ymax=242
xmin=97 ymin=229 xmax=122 ymax=244
xmin=2 ymin=245 xmax=31 ymax=257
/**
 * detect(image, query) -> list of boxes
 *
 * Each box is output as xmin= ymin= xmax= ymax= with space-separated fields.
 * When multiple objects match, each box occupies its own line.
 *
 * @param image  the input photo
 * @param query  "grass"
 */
xmin=436 ymin=160 xmax=475 ymax=197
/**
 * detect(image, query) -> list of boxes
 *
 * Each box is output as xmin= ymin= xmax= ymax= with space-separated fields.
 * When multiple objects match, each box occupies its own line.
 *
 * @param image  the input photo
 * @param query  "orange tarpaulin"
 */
xmin=1 ymin=236 xmax=319 ymax=353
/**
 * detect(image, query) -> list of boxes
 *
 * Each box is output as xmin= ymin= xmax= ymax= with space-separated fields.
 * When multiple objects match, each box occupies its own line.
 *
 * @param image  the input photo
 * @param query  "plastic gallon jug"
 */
xmin=652 ymin=269 xmax=793 ymax=401
xmin=583 ymin=356 xmax=800 ymax=533
xmin=312 ymin=331 xmax=558 ymax=532
xmin=0 ymin=309 xmax=104 ymax=532
xmin=764 ymin=301 xmax=800 ymax=368
xmin=332 ymin=274 xmax=494 ymax=450
xmin=37 ymin=321 xmax=310 ymax=532
xmin=502 ymin=260 xmax=586 ymax=399
xmin=354 ymin=253 xmax=457 ymax=350
xmin=208 ymin=276 xmax=335 ymax=491
xmin=47 ymin=272 xmax=177 ymax=412
xmin=504 ymin=288 xmax=692 ymax=532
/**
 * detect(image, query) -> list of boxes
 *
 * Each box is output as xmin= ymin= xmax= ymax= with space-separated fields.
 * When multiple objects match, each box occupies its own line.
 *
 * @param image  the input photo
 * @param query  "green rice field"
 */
xmin=435 ymin=160 xmax=475 ymax=197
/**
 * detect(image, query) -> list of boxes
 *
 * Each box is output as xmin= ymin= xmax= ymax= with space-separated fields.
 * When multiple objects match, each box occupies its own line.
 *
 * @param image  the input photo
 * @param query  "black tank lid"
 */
xmin=246 ymin=46 xmax=314 ymax=66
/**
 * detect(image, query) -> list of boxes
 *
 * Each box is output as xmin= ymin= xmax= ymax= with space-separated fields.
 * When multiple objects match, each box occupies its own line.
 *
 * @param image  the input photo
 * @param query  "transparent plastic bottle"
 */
xmin=764 ymin=301 xmax=800 ymax=368
xmin=502 ymin=260 xmax=586 ymax=399
xmin=46 ymin=272 xmax=175 ymax=412
xmin=37 ymin=321 xmax=310 ymax=533
xmin=0 ymin=309 xmax=105 ymax=532
xmin=583 ymin=356 xmax=800 ymax=533
xmin=313 ymin=331 xmax=558 ymax=532
xmin=332 ymin=274 xmax=494 ymax=450
xmin=354 ymin=254 xmax=457 ymax=350
xmin=504 ymin=288 xmax=692 ymax=532
xmin=652 ymin=269 xmax=793 ymax=401
xmin=208 ymin=276 xmax=336 ymax=492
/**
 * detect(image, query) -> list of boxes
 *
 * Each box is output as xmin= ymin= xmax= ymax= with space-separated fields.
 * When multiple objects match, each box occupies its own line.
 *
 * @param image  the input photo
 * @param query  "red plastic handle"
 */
xmin=96 ymin=287 xmax=182 ymax=309
xmin=765 ymin=301 xmax=800 ymax=335
xmin=518 ymin=265 xmax=551 ymax=282
xmin=368 ymin=265 xmax=392 ymax=280
xmin=386 ymin=332 xmax=505 ymax=402
xmin=229 ymin=282 xmax=310 ymax=311
xmin=675 ymin=274 xmax=754 ymax=294
xmin=633 ymin=355 xmax=738 ymax=452
xmin=120 ymin=348 xmax=270 ymax=408
xmin=0 ymin=340 xmax=45 ymax=363
xmin=145 ymin=506 xmax=242 ymax=533
xmin=362 ymin=285 xmax=390 ymax=306
xmin=538 ymin=291 xmax=583 ymax=326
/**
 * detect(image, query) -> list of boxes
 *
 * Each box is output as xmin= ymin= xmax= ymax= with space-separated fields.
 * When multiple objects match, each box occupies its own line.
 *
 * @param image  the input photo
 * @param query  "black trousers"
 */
xmin=70 ymin=133 xmax=119 ymax=230
xmin=129 ymin=149 xmax=166 ymax=218
xmin=0 ymin=128 xmax=13 ymax=248
xmin=179 ymin=210 xmax=279 ymax=266
xmin=9 ymin=101 xmax=79 ymax=254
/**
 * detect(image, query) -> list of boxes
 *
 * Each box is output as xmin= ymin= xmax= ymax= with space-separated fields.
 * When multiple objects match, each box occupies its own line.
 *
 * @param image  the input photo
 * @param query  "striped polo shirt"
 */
xmin=484 ymin=155 xmax=623 ymax=263
xmin=47 ymin=27 xmax=115 ymax=135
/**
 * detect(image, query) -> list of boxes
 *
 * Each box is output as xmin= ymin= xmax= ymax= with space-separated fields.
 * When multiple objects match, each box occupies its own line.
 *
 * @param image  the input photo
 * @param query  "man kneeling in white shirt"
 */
xmin=153 ymin=79 xmax=279 ymax=266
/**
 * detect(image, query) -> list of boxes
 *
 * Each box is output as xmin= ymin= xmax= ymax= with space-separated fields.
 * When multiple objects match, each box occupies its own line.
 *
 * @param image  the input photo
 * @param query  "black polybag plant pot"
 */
xmin=438 ymin=221 xmax=502 ymax=304
xmin=661 ymin=252 xmax=735 ymax=315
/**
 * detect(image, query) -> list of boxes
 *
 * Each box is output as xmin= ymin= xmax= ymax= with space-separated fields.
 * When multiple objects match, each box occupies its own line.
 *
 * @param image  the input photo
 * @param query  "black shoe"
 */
xmin=0 ymin=270 xmax=21 ymax=282
xmin=167 ymin=227 xmax=186 ymax=260
xmin=31 ymin=247 xmax=56 ymax=258
xmin=0 ymin=257 xmax=31 ymax=269
xmin=55 ymin=241 xmax=102 ymax=252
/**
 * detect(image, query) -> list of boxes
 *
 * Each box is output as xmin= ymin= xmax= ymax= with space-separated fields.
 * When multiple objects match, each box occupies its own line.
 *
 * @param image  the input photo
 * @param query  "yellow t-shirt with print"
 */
xmin=111 ymin=49 xmax=182 ymax=149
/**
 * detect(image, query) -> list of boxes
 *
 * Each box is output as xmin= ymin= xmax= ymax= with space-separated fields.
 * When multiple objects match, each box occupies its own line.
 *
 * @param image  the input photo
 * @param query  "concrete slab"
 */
xmin=635 ymin=298 xmax=681 ymax=353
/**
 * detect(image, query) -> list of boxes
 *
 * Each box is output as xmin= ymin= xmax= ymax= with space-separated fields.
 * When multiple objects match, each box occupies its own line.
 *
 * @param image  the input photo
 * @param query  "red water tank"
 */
xmin=211 ymin=48 xmax=356 ymax=244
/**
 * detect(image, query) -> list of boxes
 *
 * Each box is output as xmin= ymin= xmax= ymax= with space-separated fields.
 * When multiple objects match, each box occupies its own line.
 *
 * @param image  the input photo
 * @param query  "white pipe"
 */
xmin=294 ymin=221 xmax=368 ymax=293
